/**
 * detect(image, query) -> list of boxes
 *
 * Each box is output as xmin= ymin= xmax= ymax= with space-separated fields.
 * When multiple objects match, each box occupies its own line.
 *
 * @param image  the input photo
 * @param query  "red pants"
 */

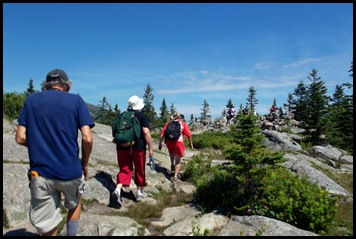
xmin=116 ymin=149 xmax=147 ymax=187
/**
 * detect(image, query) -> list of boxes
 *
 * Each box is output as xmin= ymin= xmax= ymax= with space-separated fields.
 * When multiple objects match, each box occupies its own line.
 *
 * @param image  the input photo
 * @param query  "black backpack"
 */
xmin=164 ymin=120 xmax=181 ymax=140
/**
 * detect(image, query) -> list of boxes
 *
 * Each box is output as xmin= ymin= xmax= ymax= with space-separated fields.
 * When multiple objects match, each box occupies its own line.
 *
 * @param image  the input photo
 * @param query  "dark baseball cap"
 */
xmin=46 ymin=69 xmax=69 ymax=82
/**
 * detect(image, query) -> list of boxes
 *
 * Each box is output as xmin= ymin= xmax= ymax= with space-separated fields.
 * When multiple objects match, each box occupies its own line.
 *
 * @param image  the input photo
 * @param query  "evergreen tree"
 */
xmin=199 ymin=99 xmax=211 ymax=121
xmin=142 ymin=83 xmax=156 ymax=128
xmin=325 ymin=60 xmax=353 ymax=153
xmin=270 ymin=98 xmax=277 ymax=115
xmin=24 ymin=79 xmax=36 ymax=96
xmin=105 ymin=103 xmax=117 ymax=125
xmin=169 ymin=103 xmax=176 ymax=116
xmin=291 ymin=81 xmax=309 ymax=121
xmin=95 ymin=96 xmax=110 ymax=124
xmin=226 ymin=98 xmax=234 ymax=108
xmin=190 ymin=113 xmax=194 ymax=124
xmin=304 ymin=69 xmax=329 ymax=145
xmin=348 ymin=58 xmax=353 ymax=78
xmin=278 ymin=106 xmax=284 ymax=119
xmin=221 ymin=108 xmax=227 ymax=118
xmin=159 ymin=98 xmax=170 ymax=124
xmin=113 ymin=103 xmax=120 ymax=116
xmin=283 ymin=93 xmax=294 ymax=116
xmin=246 ymin=85 xmax=258 ymax=112
xmin=238 ymin=103 xmax=243 ymax=115
xmin=272 ymin=98 xmax=277 ymax=107
xmin=326 ymin=85 xmax=353 ymax=154
xmin=199 ymin=113 xmax=287 ymax=217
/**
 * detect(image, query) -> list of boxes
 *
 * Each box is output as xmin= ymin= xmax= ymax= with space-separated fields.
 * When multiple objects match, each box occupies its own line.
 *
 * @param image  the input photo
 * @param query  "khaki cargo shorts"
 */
xmin=29 ymin=173 xmax=85 ymax=234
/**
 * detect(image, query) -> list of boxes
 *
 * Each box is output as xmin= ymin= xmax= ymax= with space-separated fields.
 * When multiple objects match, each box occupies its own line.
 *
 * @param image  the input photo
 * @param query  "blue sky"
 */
xmin=3 ymin=3 xmax=353 ymax=120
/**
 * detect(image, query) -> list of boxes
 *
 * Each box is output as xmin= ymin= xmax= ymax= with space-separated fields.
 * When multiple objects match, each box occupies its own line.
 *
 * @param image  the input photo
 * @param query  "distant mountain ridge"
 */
xmin=86 ymin=102 xmax=100 ymax=119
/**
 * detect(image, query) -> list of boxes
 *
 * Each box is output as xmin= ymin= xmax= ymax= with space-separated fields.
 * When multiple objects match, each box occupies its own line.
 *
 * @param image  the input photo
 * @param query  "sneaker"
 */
xmin=171 ymin=164 xmax=175 ymax=172
xmin=171 ymin=177 xmax=180 ymax=183
xmin=136 ymin=191 xmax=148 ymax=202
xmin=112 ymin=189 xmax=122 ymax=203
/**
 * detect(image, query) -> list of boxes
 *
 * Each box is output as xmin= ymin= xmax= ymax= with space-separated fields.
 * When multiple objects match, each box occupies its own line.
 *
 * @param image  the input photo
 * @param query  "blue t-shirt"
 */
xmin=17 ymin=90 xmax=95 ymax=180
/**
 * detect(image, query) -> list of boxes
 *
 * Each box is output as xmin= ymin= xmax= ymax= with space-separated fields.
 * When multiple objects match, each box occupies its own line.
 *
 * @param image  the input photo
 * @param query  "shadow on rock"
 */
xmin=153 ymin=164 xmax=172 ymax=180
xmin=3 ymin=228 xmax=39 ymax=236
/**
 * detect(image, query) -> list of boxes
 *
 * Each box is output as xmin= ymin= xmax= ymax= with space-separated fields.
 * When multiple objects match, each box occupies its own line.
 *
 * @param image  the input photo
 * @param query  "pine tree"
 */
xmin=278 ymin=106 xmax=284 ymax=119
xmin=226 ymin=98 xmax=234 ymax=108
xmin=142 ymin=83 xmax=156 ymax=128
xmin=348 ymin=58 xmax=353 ymax=78
xmin=95 ymin=96 xmax=110 ymax=124
xmin=169 ymin=103 xmax=176 ymax=116
xmin=24 ymin=79 xmax=36 ymax=96
xmin=272 ymin=98 xmax=277 ymax=108
xmin=238 ymin=103 xmax=243 ymax=115
xmin=159 ymin=98 xmax=170 ymax=124
xmin=113 ymin=103 xmax=120 ymax=116
xmin=199 ymin=99 xmax=211 ymax=121
xmin=222 ymin=113 xmax=287 ymax=213
xmin=283 ymin=93 xmax=294 ymax=116
xmin=304 ymin=69 xmax=329 ymax=145
xmin=291 ymin=81 xmax=308 ymax=121
xmin=246 ymin=85 xmax=258 ymax=112
xmin=190 ymin=113 xmax=194 ymax=124
xmin=105 ymin=103 xmax=117 ymax=125
xmin=325 ymin=85 xmax=348 ymax=149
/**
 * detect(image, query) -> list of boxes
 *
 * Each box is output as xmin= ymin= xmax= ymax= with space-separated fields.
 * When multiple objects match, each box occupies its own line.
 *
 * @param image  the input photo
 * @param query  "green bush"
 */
xmin=3 ymin=91 xmax=26 ymax=120
xmin=180 ymin=153 xmax=214 ymax=183
xmin=234 ymin=167 xmax=338 ymax=233
xmin=189 ymin=114 xmax=338 ymax=234
xmin=193 ymin=163 xmax=338 ymax=233
xmin=191 ymin=131 xmax=233 ymax=150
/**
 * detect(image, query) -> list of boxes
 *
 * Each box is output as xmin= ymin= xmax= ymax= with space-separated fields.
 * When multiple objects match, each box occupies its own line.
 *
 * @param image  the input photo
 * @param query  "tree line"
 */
xmin=3 ymin=60 xmax=353 ymax=154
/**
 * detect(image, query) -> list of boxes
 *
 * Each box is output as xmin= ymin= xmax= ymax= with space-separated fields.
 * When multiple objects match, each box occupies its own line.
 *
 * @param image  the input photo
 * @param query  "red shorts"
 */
xmin=165 ymin=140 xmax=185 ymax=157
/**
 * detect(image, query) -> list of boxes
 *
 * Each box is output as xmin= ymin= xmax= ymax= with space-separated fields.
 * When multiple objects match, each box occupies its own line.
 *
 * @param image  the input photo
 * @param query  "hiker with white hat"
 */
xmin=112 ymin=95 xmax=154 ymax=203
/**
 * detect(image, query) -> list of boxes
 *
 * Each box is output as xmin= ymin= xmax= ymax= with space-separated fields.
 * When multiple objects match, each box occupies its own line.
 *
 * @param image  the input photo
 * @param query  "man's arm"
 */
xmin=80 ymin=125 xmax=93 ymax=181
xmin=15 ymin=125 xmax=27 ymax=147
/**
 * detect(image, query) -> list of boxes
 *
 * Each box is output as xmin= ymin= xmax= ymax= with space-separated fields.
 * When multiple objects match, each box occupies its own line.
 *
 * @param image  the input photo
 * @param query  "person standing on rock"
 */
xmin=158 ymin=112 xmax=193 ymax=182
xmin=15 ymin=69 xmax=95 ymax=236
xmin=111 ymin=95 xmax=154 ymax=203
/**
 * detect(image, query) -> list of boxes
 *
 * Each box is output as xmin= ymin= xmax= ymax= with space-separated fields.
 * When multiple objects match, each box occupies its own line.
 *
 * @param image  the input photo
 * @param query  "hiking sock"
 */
xmin=67 ymin=220 xmax=80 ymax=236
xmin=114 ymin=188 xmax=121 ymax=194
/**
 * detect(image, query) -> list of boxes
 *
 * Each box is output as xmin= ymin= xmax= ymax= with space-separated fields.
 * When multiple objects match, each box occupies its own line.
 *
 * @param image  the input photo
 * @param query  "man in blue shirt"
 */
xmin=15 ymin=69 xmax=95 ymax=236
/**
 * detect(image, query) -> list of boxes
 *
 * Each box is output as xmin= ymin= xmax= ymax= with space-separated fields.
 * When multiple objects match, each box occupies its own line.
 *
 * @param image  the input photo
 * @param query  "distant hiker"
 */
xmin=270 ymin=104 xmax=277 ymax=114
xmin=269 ymin=104 xmax=278 ymax=119
xmin=242 ymin=104 xmax=250 ymax=115
xmin=112 ymin=95 xmax=153 ymax=203
xmin=158 ymin=112 xmax=193 ymax=183
xmin=227 ymin=106 xmax=235 ymax=121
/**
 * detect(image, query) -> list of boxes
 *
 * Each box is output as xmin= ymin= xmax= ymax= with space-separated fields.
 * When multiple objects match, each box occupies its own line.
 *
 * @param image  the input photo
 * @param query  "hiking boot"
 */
xmin=112 ymin=189 xmax=122 ymax=203
xmin=136 ymin=191 xmax=148 ymax=202
xmin=171 ymin=177 xmax=180 ymax=183
xmin=171 ymin=164 xmax=175 ymax=172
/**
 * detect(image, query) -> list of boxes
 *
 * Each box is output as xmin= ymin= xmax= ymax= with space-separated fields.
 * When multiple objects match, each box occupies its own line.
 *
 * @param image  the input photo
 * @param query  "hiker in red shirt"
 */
xmin=158 ymin=112 xmax=193 ymax=183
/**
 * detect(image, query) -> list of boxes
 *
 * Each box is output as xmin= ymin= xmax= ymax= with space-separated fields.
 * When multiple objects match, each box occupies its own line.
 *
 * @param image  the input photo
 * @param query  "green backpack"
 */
xmin=112 ymin=111 xmax=141 ymax=148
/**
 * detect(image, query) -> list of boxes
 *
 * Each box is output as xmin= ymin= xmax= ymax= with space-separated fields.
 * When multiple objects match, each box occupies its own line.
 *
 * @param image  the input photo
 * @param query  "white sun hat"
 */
xmin=128 ymin=95 xmax=145 ymax=110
